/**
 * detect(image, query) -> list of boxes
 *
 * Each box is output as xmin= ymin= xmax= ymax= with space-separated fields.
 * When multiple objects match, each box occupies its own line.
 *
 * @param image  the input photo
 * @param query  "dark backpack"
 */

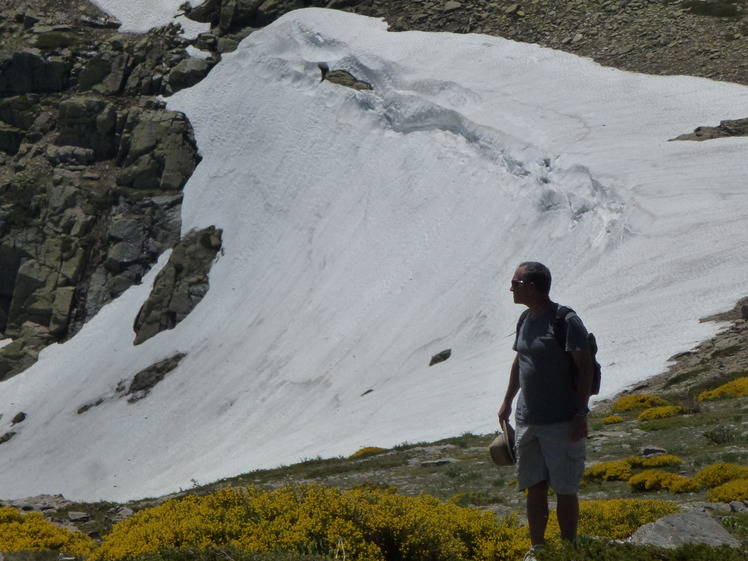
xmin=515 ymin=305 xmax=601 ymax=395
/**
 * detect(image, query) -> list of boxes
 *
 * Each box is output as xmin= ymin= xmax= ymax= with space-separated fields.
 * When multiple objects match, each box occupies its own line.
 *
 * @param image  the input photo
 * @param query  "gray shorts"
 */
xmin=515 ymin=422 xmax=586 ymax=495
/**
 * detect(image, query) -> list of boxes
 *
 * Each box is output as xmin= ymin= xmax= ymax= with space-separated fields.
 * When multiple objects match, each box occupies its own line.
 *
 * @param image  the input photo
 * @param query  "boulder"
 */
xmin=116 ymin=108 xmax=200 ymax=191
xmin=629 ymin=512 xmax=741 ymax=548
xmin=0 ymin=50 xmax=70 ymax=95
xmin=133 ymin=226 xmax=222 ymax=345
xmin=166 ymin=57 xmax=214 ymax=94
xmin=55 ymin=97 xmax=118 ymax=159
xmin=0 ymin=95 xmax=40 ymax=130
xmin=0 ymin=122 xmax=24 ymax=155
xmin=78 ymin=51 xmax=132 ymax=95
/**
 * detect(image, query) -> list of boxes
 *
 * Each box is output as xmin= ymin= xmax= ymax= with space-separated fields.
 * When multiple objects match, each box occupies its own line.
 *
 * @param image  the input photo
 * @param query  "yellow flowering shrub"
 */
xmin=349 ymin=447 xmax=388 ymax=459
xmin=637 ymin=405 xmax=685 ymax=422
xmin=628 ymin=455 xmax=683 ymax=469
xmin=603 ymin=415 xmax=624 ymax=424
xmin=547 ymin=499 xmax=679 ymax=540
xmin=697 ymin=377 xmax=748 ymax=401
xmin=628 ymin=469 xmax=699 ymax=493
xmin=584 ymin=455 xmax=682 ymax=482
xmin=612 ymin=394 xmax=669 ymax=411
xmin=584 ymin=460 xmax=632 ymax=482
xmin=707 ymin=479 xmax=748 ymax=502
xmin=694 ymin=463 xmax=748 ymax=487
xmin=93 ymin=484 xmax=530 ymax=561
xmin=0 ymin=507 xmax=96 ymax=555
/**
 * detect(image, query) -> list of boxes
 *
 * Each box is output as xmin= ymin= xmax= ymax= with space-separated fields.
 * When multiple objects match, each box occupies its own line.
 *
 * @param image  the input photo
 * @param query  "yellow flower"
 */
xmin=707 ymin=479 xmax=748 ymax=502
xmin=694 ymin=463 xmax=748 ymax=487
xmin=637 ymin=405 xmax=685 ymax=421
xmin=0 ymin=507 xmax=96 ymax=555
xmin=697 ymin=377 xmax=748 ymax=401
xmin=628 ymin=469 xmax=699 ymax=493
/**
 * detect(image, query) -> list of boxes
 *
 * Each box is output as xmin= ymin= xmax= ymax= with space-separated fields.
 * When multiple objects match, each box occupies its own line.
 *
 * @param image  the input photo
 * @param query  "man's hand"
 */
xmin=571 ymin=415 xmax=588 ymax=441
xmin=498 ymin=402 xmax=512 ymax=425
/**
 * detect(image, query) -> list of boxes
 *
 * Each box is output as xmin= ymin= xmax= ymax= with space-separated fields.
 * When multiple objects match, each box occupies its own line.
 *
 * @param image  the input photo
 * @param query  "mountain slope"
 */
xmin=0 ymin=4 xmax=746 ymax=502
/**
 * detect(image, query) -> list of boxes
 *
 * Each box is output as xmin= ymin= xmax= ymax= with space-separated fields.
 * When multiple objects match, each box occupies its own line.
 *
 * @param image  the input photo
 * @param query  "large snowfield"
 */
xmin=0 ymin=2 xmax=747 ymax=502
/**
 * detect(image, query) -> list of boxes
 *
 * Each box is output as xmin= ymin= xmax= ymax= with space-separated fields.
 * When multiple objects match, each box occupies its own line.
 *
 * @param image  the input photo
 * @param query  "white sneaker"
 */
xmin=522 ymin=546 xmax=543 ymax=561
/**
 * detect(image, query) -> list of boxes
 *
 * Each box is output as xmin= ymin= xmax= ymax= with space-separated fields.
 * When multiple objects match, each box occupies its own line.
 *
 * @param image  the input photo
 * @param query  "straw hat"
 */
xmin=488 ymin=419 xmax=516 ymax=467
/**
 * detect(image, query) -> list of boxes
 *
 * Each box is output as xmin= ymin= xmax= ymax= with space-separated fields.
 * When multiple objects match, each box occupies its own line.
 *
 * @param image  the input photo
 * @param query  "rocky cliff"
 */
xmin=0 ymin=0 xmax=746 ymax=379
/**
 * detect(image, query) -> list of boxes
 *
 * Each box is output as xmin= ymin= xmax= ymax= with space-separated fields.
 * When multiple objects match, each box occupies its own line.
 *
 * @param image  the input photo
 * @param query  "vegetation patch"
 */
xmin=637 ymin=405 xmax=686 ymax=422
xmin=547 ymin=498 xmax=680 ymax=541
xmin=612 ymin=394 xmax=669 ymax=411
xmin=628 ymin=469 xmax=700 ymax=493
xmin=698 ymin=376 xmax=748 ymax=401
xmin=348 ymin=447 xmax=387 ymax=459
xmin=708 ymin=479 xmax=748 ymax=502
xmin=0 ymin=507 xmax=95 ymax=555
xmin=694 ymin=463 xmax=748 ymax=487
xmin=91 ymin=484 xmax=530 ymax=561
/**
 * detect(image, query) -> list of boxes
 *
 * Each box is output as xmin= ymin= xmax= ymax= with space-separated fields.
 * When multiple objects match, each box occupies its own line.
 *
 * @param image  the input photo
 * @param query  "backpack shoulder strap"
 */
xmin=552 ymin=305 xmax=575 ymax=349
xmin=514 ymin=309 xmax=530 ymax=348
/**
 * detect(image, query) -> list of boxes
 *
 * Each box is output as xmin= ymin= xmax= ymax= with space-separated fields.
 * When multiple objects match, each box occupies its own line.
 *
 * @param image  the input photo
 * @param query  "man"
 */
xmin=498 ymin=262 xmax=593 ymax=559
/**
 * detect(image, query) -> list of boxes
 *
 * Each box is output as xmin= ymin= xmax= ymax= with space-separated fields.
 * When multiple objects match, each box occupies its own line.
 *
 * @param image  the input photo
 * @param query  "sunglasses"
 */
xmin=511 ymin=280 xmax=528 ymax=288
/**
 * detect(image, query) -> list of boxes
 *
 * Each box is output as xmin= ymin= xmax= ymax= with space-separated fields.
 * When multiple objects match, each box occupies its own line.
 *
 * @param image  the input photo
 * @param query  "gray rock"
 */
xmin=420 ymin=459 xmax=455 ymax=467
xmin=641 ymin=446 xmax=667 ymax=456
xmin=166 ymin=57 xmax=214 ymax=94
xmin=67 ymin=511 xmax=90 ymax=522
xmin=55 ymin=97 xmax=118 ymax=159
xmin=729 ymin=500 xmax=746 ymax=512
xmin=116 ymin=108 xmax=199 ymax=191
xmin=629 ymin=512 xmax=741 ymax=549
xmin=0 ymin=95 xmax=40 ymax=130
xmin=0 ymin=122 xmax=25 ymax=155
xmin=133 ymin=227 xmax=222 ymax=345
xmin=127 ymin=353 xmax=186 ymax=401
xmin=0 ymin=50 xmax=70 ymax=95
xmin=78 ymin=51 xmax=131 ymax=94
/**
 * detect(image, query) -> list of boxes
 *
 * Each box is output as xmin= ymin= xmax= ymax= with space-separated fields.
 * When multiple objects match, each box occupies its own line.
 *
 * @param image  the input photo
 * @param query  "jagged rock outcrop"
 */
xmin=116 ymin=105 xmax=200 ymax=191
xmin=133 ymin=226 xmax=223 ymax=345
xmin=0 ymin=1 xmax=207 ymax=379
xmin=671 ymin=117 xmax=748 ymax=141
xmin=0 ymin=49 xmax=71 ymax=95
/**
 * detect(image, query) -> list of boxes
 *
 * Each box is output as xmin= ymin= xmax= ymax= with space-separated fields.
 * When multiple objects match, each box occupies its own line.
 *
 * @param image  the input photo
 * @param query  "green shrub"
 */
xmin=703 ymin=424 xmax=739 ymax=445
xmin=603 ymin=415 xmax=624 ymax=424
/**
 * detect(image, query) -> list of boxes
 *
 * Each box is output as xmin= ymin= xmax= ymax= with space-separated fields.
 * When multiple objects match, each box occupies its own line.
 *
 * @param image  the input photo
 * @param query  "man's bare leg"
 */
xmin=556 ymin=493 xmax=579 ymax=542
xmin=526 ymin=481 xmax=550 ymax=546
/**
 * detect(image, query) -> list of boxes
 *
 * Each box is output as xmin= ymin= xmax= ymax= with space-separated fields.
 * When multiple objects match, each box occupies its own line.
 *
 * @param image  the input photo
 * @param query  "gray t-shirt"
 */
xmin=512 ymin=304 xmax=589 ymax=425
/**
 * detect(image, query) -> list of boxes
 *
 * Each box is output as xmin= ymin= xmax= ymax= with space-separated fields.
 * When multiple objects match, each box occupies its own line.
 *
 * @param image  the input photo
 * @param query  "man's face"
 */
xmin=510 ymin=265 xmax=529 ymax=305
